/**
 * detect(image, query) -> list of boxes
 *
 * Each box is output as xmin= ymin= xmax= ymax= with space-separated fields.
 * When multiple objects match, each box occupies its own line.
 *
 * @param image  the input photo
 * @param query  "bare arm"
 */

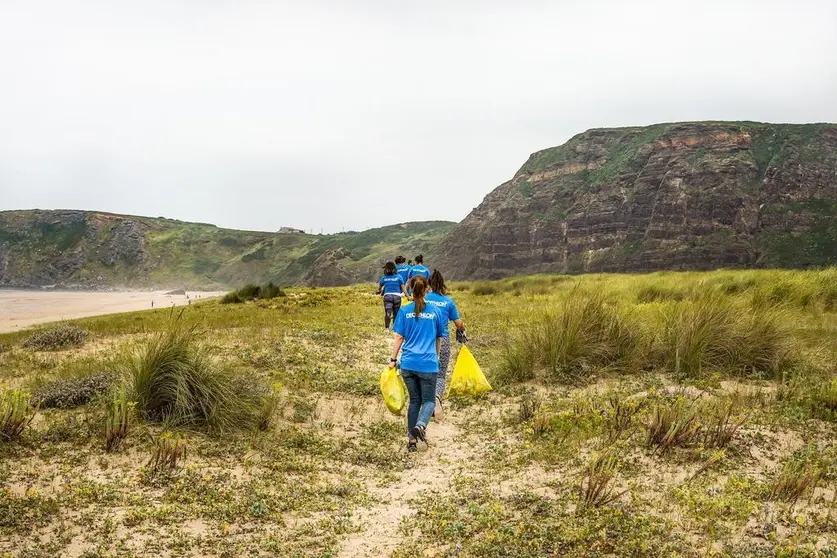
xmin=453 ymin=318 xmax=464 ymax=330
xmin=390 ymin=334 xmax=404 ymax=365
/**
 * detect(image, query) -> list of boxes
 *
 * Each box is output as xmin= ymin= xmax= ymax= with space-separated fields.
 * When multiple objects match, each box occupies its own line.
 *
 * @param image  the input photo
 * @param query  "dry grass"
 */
xmin=578 ymin=452 xmax=624 ymax=510
xmin=147 ymin=432 xmax=188 ymax=475
xmin=769 ymin=457 xmax=822 ymax=509
xmin=604 ymin=393 xmax=644 ymax=443
xmin=645 ymin=397 xmax=702 ymax=453
xmin=702 ymin=399 xmax=750 ymax=449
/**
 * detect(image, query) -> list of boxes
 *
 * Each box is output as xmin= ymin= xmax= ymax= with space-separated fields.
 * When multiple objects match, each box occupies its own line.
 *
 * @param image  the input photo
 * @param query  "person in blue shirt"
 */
xmin=427 ymin=270 xmax=467 ymax=419
xmin=389 ymin=275 xmax=446 ymax=451
xmin=395 ymin=256 xmax=410 ymax=285
xmin=377 ymin=261 xmax=407 ymax=330
xmin=406 ymin=254 xmax=430 ymax=285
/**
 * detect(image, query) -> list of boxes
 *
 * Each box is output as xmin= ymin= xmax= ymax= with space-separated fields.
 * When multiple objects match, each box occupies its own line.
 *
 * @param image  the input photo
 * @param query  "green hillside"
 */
xmin=0 ymin=210 xmax=454 ymax=289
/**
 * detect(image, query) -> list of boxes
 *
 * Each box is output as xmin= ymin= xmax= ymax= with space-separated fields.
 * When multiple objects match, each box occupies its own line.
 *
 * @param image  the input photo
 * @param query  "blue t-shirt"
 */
xmin=379 ymin=274 xmax=405 ymax=295
xmin=426 ymin=292 xmax=460 ymax=338
xmin=393 ymin=301 xmax=446 ymax=373
xmin=407 ymin=264 xmax=430 ymax=282
xmin=396 ymin=264 xmax=410 ymax=284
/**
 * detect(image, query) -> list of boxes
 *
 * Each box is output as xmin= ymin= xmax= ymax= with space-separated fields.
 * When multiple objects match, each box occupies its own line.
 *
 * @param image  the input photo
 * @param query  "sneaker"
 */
xmin=433 ymin=397 xmax=444 ymax=420
xmin=410 ymin=424 xmax=427 ymax=444
xmin=407 ymin=440 xmax=417 ymax=452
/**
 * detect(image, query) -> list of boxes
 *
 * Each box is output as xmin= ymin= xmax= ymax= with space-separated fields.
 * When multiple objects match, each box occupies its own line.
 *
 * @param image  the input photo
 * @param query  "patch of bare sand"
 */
xmin=337 ymin=416 xmax=474 ymax=558
xmin=0 ymin=289 xmax=225 ymax=333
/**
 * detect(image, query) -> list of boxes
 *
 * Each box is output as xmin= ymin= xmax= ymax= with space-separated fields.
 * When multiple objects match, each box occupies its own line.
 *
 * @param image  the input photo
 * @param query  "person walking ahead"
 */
xmin=389 ymin=276 xmax=446 ymax=451
xmin=378 ymin=261 xmax=407 ymax=329
xmin=407 ymin=255 xmax=430 ymax=285
xmin=395 ymin=256 xmax=410 ymax=285
xmin=426 ymin=270 xmax=466 ymax=418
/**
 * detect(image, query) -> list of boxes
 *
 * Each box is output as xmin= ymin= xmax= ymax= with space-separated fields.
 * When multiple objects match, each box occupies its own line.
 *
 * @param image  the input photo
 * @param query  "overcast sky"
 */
xmin=1 ymin=1 xmax=835 ymax=233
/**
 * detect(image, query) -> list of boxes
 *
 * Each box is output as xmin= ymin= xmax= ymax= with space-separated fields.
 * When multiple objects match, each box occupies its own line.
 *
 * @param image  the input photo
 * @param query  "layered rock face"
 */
xmin=0 ymin=210 xmax=153 ymax=288
xmin=434 ymin=122 xmax=837 ymax=279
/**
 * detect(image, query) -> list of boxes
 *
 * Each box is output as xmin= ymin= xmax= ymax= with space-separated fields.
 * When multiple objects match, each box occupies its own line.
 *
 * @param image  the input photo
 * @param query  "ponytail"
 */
xmin=429 ymin=269 xmax=447 ymax=295
xmin=411 ymin=276 xmax=428 ymax=318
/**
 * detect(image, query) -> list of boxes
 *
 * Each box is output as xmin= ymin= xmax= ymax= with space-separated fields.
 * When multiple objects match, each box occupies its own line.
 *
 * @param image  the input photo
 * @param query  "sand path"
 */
xmin=338 ymin=411 xmax=475 ymax=557
xmin=0 ymin=289 xmax=225 ymax=333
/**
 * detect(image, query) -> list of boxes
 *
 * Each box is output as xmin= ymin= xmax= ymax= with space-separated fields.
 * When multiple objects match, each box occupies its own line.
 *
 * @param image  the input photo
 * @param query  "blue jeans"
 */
xmin=401 ymin=369 xmax=436 ymax=435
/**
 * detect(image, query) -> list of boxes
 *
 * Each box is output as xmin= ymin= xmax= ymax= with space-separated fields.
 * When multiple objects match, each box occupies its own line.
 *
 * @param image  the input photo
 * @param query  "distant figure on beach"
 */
xmin=151 ymin=301 xmax=154 ymax=308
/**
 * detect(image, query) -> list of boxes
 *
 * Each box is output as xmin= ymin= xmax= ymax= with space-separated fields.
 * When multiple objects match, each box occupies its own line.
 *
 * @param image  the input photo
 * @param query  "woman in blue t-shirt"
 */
xmin=377 ymin=261 xmax=407 ymax=330
xmin=406 ymin=254 xmax=431 ymax=284
xmin=389 ymin=275 xmax=446 ymax=451
xmin=427 ymin=270 xmax=466 ymax=418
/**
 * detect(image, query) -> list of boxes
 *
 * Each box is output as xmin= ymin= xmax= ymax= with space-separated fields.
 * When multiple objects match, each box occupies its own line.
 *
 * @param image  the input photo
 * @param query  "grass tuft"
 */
xmin=105 ymin=388 xmax=132 ymax=452
xmin=517 ymin=393 xmax=542 ymax=424
xmin=770 ymin=455 xmax=822 ymax=508
xmin=702 ymin=399 xmax=749 ymax=449
xmin=127 ymin=320 xmax=265 ymax=431
xmin=0 ymin=389 xmax=35 ymax=441
xmin=645 ymin=397 xmax=701 ymax=453
xmin=605 ymin=394 xmax=643 ymax=443
xmin=499 ymin=291 xmax=640 ymax=384
xmin=578 ymin=452 xmax=624 ymax=510
xmin=664 ymin=293 xmax=791 ymax=379
xmin=221 ymin=282 xmax=286 ymax=304
xmin=472 ymin=282 xmax=499 ymax=296
xmin=147 ymin=432 xmax=188 ymax=476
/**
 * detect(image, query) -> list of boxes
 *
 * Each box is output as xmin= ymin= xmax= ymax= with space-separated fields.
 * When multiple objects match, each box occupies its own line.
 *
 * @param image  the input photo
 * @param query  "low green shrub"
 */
xmin=31 ymin=372 xmax=116 ymax=409
xmin=22 ymin=325 xmax=88 ymax=351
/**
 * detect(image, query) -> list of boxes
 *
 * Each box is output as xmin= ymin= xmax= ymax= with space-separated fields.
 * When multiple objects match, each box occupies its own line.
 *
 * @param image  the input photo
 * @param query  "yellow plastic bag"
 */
xmin=447 ymin=346 xmax=492 ymax=397
xmin=380 ymin=366 xmax=407 ymax=414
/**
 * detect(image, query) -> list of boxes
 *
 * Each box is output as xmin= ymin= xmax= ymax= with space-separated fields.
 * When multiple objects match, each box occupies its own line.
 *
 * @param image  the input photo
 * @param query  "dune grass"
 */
xmin=498 ymin=290 xmax=641 ymax=383
xmin=127 ymin=319 xmax=267 ymax=431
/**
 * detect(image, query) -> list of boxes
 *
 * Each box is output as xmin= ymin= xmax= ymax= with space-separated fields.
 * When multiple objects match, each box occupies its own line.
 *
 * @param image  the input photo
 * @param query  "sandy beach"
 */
xmin=0 ymin=290 xmax=226 ymax=333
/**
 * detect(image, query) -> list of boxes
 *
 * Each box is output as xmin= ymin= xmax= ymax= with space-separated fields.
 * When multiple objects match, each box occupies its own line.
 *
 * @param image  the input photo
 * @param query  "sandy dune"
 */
xmin=0 ymin=290 xmax=226 ymax=333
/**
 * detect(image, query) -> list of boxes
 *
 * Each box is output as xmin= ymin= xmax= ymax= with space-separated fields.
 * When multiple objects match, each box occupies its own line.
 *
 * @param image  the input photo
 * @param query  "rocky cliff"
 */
xmin=0 ymin=210 xmax=454 ymax=289
xmin=433 ymin=122 xmax=837 ymax=279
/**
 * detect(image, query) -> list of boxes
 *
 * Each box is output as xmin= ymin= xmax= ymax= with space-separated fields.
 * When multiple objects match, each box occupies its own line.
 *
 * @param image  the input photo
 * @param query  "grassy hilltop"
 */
xmin=0 ymin=210 xmax=454 ymax=289
xmin=2 ymin=268 xmax=837 ymax=555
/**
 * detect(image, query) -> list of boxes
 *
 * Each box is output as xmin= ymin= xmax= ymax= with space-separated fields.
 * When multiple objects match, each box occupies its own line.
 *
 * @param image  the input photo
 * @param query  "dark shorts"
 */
xmin=383 ymin=294 xmax=402 ymax=315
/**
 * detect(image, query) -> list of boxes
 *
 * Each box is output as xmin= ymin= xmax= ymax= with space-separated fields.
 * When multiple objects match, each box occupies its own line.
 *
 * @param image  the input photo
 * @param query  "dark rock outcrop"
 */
xmin=301 ymin=248 xmax=353 ymax=287
xmin=433 ymin=122 xmax=837 ymax=279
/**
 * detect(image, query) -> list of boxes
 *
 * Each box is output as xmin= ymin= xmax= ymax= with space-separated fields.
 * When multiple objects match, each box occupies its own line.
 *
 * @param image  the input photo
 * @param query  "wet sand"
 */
xmin=0 ymin=290 xmax=226 ymax=333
